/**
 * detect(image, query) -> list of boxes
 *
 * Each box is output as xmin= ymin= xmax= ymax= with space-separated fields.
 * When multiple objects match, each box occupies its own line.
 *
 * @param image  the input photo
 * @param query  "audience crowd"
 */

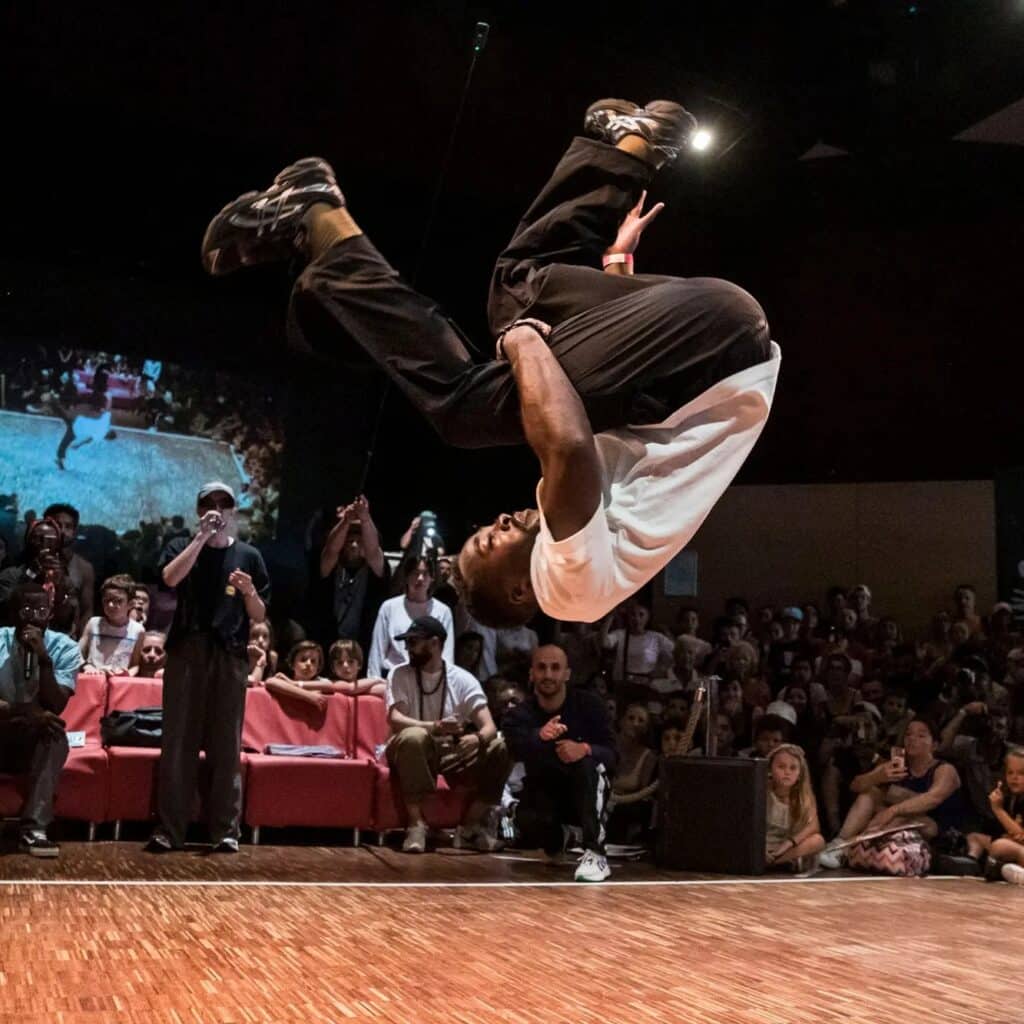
xmin=3 ymin=491 xmax=1024 ymax=886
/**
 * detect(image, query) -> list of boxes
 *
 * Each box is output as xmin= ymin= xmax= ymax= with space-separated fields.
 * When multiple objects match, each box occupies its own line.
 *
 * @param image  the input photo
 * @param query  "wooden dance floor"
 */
xmin=0 ymin=839 xmax=1014 ymax=1023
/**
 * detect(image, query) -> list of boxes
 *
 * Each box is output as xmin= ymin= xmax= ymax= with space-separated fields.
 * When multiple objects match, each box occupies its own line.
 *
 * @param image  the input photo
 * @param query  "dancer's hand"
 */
xmin=497 ymin=319 xmax=552 ymax=361
xmin=607 ymin=190 xmax=665 ymax=255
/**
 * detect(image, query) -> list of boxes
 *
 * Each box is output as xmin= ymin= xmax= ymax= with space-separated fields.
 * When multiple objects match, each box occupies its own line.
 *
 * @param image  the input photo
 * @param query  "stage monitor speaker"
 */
xmin=655 ymin=756 xmax=767 ymax=875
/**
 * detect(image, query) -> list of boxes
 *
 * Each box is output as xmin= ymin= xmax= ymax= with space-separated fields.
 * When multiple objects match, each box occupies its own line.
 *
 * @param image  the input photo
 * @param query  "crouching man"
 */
xmin=0 ymin=582 xmax=82 ymax=857
xmin=385 ymin=615 xmax=510 ymax=853
xmin=503 ymin=644 xmax=617 ymax=882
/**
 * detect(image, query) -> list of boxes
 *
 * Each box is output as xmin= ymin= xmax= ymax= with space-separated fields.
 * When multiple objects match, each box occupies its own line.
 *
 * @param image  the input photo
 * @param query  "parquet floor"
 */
xmin=0 ymin=841 xmax=1016 ymax=1024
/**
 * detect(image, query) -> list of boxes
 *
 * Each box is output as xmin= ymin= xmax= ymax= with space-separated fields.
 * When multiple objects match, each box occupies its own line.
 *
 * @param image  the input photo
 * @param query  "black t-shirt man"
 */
xmin=159 ymin=534 xmax=270 ymax=655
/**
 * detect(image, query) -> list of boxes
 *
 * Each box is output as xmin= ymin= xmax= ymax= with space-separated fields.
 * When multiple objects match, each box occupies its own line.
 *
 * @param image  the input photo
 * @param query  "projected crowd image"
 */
xmin=0 ymin=344 xmax=284 ymax=574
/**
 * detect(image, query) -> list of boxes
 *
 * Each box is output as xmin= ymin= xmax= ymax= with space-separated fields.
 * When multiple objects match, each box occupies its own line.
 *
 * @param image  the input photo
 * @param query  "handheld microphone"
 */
xmin=24 ymin=648 xmax=36 ymax=680
xmin=472 ymin=21 xmax=489 ymax=54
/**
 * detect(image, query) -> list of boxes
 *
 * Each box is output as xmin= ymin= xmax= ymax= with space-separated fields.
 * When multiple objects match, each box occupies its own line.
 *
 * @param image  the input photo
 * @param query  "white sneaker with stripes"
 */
xmin=574 ymin=850 xmax=611 ymax=883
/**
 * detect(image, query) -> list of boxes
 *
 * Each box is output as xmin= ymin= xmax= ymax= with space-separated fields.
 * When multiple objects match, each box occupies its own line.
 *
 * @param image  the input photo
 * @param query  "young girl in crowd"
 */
xmin=971 ymin=747 xmax=1024 ymax=885
xmin=608 ymin=703 xmax=659 ymax=843
xmin=128 ymin=630 xmax=168 ymax=678
xmin=246 ymin=620 xmax=278 ymax=686
xmin=765 ymin=744 xmax=826 ymax=870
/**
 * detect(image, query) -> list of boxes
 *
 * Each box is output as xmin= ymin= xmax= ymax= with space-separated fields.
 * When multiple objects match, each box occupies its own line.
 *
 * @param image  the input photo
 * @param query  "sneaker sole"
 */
xmin=26 ymin=848 xmax=59 ymax=859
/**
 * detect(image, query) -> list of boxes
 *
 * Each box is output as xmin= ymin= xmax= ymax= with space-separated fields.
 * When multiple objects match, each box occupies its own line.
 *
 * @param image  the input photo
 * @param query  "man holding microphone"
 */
xmin=0 ymin=582 xmax=82 ymax=857
xmin=147 ymin=482 xmax=270 ymax=853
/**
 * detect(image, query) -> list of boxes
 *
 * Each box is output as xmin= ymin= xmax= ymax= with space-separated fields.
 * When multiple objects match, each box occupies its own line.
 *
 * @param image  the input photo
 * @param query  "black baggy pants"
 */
xmin=515 ymin=757 xmax=611 ymax=855
xmin=288 ymin=137 xmax=772 ymax=448
xmin=156 ymin=633 xmax=247 ymax=846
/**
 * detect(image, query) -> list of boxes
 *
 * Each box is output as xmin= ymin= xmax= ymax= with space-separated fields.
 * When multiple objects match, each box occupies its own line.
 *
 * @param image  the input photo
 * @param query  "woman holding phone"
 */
xmin=819 ymin=717 xmax=965 ymax=869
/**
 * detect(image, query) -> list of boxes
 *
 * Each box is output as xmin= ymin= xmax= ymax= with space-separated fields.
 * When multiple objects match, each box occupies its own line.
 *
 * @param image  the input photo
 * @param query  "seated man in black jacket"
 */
xmin=503 ymin=644 xmax=617 ymax=882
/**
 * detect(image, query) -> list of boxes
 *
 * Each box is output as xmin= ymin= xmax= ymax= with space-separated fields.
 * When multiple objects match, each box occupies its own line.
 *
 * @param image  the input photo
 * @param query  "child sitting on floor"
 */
xmin=246 ymin=620 xmax=279 ymax=686
xmin=765 ymin=743 xmax=826 ymax=871
xmin=972 ymin=746 xmax=1024 ymax=885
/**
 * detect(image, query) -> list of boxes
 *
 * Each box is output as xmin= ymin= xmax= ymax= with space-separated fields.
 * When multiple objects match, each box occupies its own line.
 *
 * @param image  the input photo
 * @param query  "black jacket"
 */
xmin=503 ymin=687 xmax=617 ymax=775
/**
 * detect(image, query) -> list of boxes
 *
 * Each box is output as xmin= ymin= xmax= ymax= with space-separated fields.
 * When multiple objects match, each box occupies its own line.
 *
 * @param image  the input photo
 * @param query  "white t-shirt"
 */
xmin=386 ymin=662 xmax=486 ymax=725
xmin=81 ymin=616 xmax=144 ymax=672
xmin=530 ymin=343 xmax=781 ymax=622
xmin=367 ymin=596 xmax=455 ymax=678
xmin=604 ymin=628 xmax=674 ymax=681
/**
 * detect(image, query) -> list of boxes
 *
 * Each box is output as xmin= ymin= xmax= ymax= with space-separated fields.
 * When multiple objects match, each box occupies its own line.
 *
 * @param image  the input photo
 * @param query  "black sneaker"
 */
xmin=19 ymin=831 xmax=59 ymax=858
xmin=143 ymin=832 xmax=176 ymax=854
xmin=210 ymin=837 xmax=240 ymax=854
xmin=584 ymin=98 xmax=698 ymax=163
xmin=201 ymin=157 xmax=345 ymax=276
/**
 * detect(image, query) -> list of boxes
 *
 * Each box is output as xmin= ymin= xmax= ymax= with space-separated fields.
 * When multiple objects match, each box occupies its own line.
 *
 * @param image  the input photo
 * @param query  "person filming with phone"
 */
xmin=146 ymin=482 xmax=270 ymax=854
xmin=819 ymin=717 xmax=965 ymax=869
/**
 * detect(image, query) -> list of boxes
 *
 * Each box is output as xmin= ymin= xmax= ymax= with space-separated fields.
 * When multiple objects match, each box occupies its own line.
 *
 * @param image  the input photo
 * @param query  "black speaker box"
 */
xmin=655 ymin=756 xmax=767 ymax=874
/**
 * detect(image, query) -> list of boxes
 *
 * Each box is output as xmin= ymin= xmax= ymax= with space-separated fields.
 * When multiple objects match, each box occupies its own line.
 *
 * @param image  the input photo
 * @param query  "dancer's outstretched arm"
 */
xmin=502 ymin=324 xmax=602 ymax=541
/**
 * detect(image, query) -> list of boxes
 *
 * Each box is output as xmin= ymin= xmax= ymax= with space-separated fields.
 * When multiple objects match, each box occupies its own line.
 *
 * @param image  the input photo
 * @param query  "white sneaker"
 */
xmin=453 ymin=825 xmax=504 ymax=852
xmin=402 ymin=823 xmax=427 ymax=854
xmin=818 ymin=842 xmax=847 ymax=870
xmin=574 ymin=850 xmax=611 ymax=883
xmin=1001 ymin=863 xmax=1024 ymax=885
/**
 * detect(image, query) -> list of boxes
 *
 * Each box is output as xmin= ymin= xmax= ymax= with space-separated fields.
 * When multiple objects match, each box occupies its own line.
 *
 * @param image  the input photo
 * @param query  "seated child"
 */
xmin=971 ymin=746 xmax=1024 ymax=885
xmin=325 ymin=639 xmax=387 ymax=696
xmin=765 ymin=743 xmax=826 ymax=870
xmin=265 ymin=640 xmax=329 ymax=710
xmin=79 ymin=574 xmax=144 ymax=674
xmin=246 ymin=620 xmax=278 ymax=686
xmin=128 ymin=630 xmax=168 ymax=678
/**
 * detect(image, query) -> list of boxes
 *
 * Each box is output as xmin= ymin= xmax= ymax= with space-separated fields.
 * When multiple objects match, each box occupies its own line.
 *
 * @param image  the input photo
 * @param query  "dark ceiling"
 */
xmin=3 ymin=1 xmax=1024 ymax=538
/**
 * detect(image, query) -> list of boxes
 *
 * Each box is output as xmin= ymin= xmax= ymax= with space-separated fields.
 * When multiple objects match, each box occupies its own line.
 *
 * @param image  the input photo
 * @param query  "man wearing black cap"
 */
xmin=385 ymin=615 xmax=510 ymax=853
xmin=146 ymin=481 xmax=270 ymax=853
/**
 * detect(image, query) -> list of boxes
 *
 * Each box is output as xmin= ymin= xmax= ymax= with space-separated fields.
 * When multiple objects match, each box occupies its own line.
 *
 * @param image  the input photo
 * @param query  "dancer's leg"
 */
xmin=487 ymin=137 xmax=669 ymax=334
xmin=290 ymin=207 xmax=770 ymax=447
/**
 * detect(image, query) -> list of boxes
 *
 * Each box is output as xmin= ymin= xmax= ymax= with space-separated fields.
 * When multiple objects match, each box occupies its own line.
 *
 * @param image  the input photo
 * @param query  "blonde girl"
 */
xmin=765 ymin=743 xmax=826 ymax=868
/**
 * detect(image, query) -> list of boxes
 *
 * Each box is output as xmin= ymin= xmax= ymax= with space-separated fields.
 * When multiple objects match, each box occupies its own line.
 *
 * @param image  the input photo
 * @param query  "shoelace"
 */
xmin=256 ymin=186 xmax=297 ymax=237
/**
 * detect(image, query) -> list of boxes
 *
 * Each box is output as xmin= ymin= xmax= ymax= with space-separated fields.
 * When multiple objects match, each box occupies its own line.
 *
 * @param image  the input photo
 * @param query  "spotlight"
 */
xmin=691 ymin=129 xmax=713 ymax=152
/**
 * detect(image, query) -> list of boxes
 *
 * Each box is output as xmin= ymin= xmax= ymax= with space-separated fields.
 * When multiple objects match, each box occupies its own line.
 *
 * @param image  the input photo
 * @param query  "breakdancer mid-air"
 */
xmin=202 ymin=97 xmax=781 ymax=627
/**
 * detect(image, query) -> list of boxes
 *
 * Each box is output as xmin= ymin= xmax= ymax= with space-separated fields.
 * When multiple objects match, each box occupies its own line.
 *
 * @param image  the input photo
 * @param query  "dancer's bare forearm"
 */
xmin=504 ymin=325 xmax=601 ymax=540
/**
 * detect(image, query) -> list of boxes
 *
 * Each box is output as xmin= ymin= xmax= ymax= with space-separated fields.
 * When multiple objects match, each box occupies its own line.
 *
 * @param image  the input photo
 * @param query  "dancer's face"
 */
xmin=456 ymin=510 xmax=539 ymax=619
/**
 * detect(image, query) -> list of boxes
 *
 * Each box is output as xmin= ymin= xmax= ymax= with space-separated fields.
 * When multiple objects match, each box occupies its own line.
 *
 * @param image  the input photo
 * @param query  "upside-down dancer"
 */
xmin=202 ymin=97 xmax=781 ymax=627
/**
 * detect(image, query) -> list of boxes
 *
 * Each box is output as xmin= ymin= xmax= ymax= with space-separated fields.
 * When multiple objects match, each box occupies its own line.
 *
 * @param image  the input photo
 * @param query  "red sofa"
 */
xmin=104 ymin=676 xmax=168 ymax=834
xmin=19 ymin=676 xmax=474 ymax=845
xmin=0 ymin=672 xmax=109 ymax=837
xmin=241 ymin=688 xmax=376 ymax=843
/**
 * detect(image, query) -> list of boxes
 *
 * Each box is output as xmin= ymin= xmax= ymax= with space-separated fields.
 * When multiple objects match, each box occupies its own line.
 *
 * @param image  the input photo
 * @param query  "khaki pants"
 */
xmin=386 ymin=727 xmax=510 ymax=807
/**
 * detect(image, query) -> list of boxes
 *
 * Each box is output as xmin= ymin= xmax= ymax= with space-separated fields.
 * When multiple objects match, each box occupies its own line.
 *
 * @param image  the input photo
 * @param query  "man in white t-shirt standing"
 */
xmin=385 ymin=615 xmax=510 ymax=854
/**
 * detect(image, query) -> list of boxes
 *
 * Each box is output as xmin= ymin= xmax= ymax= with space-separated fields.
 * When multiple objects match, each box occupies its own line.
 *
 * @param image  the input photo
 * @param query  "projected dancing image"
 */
xmin=0 ymin=347 xmax=283 ymax=543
